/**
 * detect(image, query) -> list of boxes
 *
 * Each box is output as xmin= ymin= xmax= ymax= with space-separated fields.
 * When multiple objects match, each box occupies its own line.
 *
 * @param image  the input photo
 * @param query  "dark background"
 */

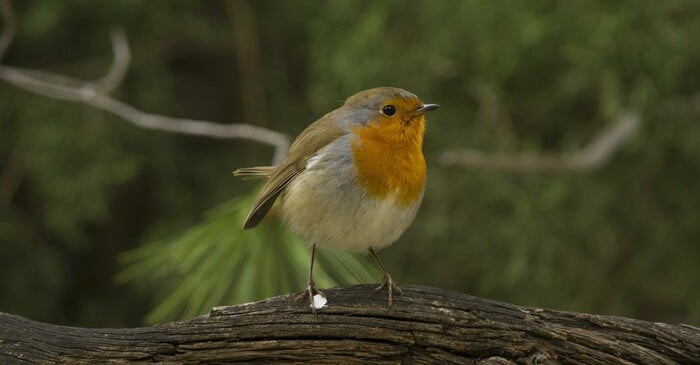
xmin=1 ymin=1 xmax=699 ymax=327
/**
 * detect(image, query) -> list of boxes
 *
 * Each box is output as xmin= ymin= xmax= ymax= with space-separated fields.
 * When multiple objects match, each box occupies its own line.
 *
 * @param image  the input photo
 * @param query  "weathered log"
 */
xmin=0 ymin=285 xmax=698 ymax=364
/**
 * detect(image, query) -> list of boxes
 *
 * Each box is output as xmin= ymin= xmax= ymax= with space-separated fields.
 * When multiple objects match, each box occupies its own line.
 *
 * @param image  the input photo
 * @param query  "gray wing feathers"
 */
xmin=241 ymin=164 xmax=302 ymax=229
xmin=235 ymin=114 xmax=347 ymax=229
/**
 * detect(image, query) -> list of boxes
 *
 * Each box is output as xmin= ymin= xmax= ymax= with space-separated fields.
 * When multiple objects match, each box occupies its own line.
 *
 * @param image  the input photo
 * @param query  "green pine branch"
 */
xmin=117 ymin=190 xmax=379 ymax=324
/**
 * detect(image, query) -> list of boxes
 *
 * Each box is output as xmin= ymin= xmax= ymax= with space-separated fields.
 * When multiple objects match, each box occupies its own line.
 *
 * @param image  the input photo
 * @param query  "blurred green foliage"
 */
xmin=0 ymin=1 xmax=699 ymax=326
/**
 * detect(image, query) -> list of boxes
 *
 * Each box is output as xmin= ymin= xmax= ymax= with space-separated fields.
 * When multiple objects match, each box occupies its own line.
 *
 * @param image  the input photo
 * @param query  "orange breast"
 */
xmin=350 ymin=117 xmax=426 ymax=206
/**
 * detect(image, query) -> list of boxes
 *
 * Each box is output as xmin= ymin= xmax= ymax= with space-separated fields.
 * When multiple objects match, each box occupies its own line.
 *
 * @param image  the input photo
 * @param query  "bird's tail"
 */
xmin=232 ymin=166 xmax=276 ymax=179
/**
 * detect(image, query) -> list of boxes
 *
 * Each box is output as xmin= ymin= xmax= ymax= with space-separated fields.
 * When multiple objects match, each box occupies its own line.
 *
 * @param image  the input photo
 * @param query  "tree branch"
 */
xmin=439 ymin=111 xmax=640 ymax=172
xmin=0 ymin=285 xmax=697 ymax=364
xmin=0 ymin=1 xmax=290 ymax=164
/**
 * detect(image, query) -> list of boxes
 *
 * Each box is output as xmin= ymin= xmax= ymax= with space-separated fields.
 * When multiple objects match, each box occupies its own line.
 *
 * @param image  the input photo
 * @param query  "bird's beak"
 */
xmin=411 ymin=103 xmax=440 ymax=116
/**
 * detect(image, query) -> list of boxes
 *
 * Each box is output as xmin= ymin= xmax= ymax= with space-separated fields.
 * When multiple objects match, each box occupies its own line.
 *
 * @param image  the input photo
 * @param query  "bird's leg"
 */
xmin=294 ymin=244 xmax=324 ymax=314
xmin=369 ymin=247 xmax=401 ymax=308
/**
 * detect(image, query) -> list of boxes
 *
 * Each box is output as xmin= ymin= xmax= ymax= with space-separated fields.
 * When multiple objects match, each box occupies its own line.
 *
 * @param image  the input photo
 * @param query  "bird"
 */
xmin=234 ymin=87 xmax=438 ymax=313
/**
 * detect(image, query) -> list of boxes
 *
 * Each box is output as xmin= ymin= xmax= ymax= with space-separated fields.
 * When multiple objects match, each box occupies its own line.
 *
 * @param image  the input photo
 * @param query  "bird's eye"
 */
xmin=382 ymin=105 xmax=396 ymax=116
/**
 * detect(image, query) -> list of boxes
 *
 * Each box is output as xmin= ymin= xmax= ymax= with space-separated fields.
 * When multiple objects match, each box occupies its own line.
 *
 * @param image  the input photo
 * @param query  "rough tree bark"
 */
xmin=0 ymin=285 xmax=698 ymax=364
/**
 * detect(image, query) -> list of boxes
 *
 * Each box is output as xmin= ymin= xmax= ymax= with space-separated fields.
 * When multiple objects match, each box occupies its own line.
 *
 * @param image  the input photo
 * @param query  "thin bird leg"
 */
xmin=369 ymin=247 xmax=401 ymax=308
xmin=294 ymin=244 xmax=324 ymax=314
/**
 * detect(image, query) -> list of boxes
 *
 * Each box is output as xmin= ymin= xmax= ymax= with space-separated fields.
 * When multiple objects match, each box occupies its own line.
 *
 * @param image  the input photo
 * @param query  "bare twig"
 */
xmin=91 ymin=29 xmax=130 ymax=94
xmin=439 ymin=111 xmax=640 ymax=172
xmin=0 ymin=2 xmax=290 ymax=164
xmin=0 ymin=65 xmax=291 ymax=163
xmin=0 ymin=0 xmax=15 ymax=61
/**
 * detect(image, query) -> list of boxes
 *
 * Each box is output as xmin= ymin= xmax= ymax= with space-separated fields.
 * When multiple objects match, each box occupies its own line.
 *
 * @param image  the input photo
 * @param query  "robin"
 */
xmin=234 ymin=87 xmax=439 ymax=312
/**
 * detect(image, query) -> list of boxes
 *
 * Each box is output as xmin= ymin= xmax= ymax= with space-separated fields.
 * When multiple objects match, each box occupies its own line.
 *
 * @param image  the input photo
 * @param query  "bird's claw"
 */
xmin=295 ymin=280 xmax=324 ymax=315
xmin=374 ymin=273 xmax=401 ymax=308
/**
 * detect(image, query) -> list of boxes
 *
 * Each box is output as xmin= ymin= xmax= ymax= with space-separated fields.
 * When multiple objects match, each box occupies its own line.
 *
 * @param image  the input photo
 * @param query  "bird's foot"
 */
xmin=374 ymin=273 xmax=401 ymax=308
xmin=294 ymin=280 xmax=325 ymax=315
